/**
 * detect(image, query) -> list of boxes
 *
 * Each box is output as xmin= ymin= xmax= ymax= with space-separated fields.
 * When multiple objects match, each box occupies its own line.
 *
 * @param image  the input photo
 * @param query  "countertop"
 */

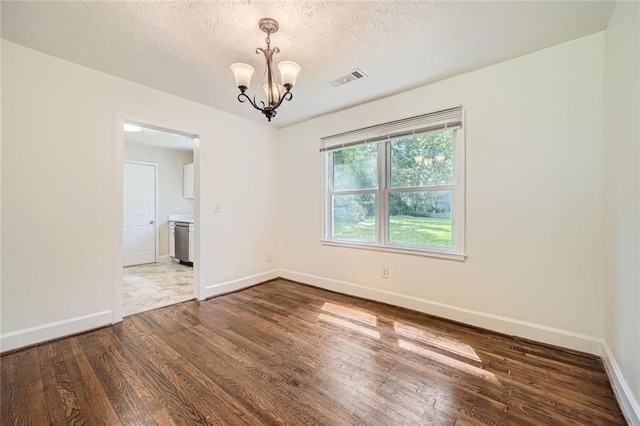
xmin=168 ymin=214 xmax=194 ymax=224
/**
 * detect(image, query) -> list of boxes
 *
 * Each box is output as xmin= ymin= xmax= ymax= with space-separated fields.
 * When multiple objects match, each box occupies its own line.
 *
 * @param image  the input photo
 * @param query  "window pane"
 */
xmin=389 ymin=191 xmax=452 ymax=248
xmin=332 ymin=144 xmax=377 ymax=191
xmin=390 ymin=130 xmax=454 ymax=188
xmin=332 ymin=193 xmax=376 ymax=242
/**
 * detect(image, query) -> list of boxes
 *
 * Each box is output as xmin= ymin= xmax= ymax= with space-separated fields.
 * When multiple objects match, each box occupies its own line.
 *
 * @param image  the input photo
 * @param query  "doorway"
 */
xmin=120 ymin=120 xmax=199 ymax=316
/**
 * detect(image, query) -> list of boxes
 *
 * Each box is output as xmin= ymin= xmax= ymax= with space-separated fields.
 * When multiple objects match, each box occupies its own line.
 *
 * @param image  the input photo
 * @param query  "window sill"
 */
xmin=320 ymin=240 xmax=467 ymax=261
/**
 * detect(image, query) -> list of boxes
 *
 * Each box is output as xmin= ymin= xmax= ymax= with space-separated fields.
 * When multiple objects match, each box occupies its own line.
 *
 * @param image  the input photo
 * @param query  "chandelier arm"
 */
xmin=271 ymin=90 xmax=293 ymax=110
xmin=237 ymin=93 xmax=264 ymax=112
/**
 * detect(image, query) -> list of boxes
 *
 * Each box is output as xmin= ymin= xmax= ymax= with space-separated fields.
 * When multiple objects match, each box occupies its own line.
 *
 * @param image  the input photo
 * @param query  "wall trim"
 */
xmin=205 ymin=269 xmax=279 ymax=299
xmin=284 ymin=267 xmax=640 ymax=419
xmin=279 ymin=269 xmax=604 ymax=355
xmin=157 ymin=255 xmax=172 ymax=263
xmin=0 ymin=310 xmax=113 ymax=353
xmin=602 ymin=342 xmax=640 ymax=425
xmin=3 ymin=271 xmax=637 ymax=424
xmin=113 ymin=112 xmax=205 ymax=322
xmin=2 ymin=269 xmax=278 ymax=353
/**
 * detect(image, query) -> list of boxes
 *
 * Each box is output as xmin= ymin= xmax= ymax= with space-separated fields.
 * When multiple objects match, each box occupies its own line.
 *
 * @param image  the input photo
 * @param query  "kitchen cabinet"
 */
xmin=188 ymin=223 xmax=194 ymax=263
xmin=184 ymin=163 xmax=194 ymax=199
xmin=169 ymin=221 xmax=176 ymax=257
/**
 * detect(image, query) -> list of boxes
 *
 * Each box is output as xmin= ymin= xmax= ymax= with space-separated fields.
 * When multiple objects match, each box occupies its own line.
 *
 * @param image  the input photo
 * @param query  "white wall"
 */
xmin=124 ymin=143 xmax=194 ymax=257
xmin=0 ymin=20 xmax=637 ymax=421
xmin=0 ymin=40 xmax=3 ymax=344
xmin=279 ymin=33 xmax=605 ymax=353
xmin=603 ymin=1 xmax=640 ymax=422
xmin=0 ymin=40 xmax=280 ymax=350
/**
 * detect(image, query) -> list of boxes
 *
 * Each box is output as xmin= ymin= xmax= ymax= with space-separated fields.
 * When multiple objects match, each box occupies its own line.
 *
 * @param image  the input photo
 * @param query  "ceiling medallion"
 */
xmin=231 ymin=18 xmax=301 ymax=122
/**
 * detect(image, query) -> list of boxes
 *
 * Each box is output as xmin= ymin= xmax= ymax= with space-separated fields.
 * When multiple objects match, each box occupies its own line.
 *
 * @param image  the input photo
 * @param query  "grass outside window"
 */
xmin=333 ymin=215 xmax=452 ymax=248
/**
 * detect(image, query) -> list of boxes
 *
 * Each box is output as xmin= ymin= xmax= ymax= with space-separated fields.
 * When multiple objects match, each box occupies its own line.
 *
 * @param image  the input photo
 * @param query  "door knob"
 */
xmin=149 ymin=220 xmax=155 ymax=224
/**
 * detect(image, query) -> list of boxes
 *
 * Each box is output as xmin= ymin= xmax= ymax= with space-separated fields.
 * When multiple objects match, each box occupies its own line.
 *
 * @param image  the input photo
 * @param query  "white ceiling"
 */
xmin=124 ymin=124 xmax=195 ymax=152
xmin=1 ymin=1 xmax=614 ymax=128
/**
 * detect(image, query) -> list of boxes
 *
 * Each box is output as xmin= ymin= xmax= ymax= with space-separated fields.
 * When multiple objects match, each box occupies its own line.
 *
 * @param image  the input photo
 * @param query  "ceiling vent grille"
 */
xmin=329 ymin=69 xmax=367 ymax=87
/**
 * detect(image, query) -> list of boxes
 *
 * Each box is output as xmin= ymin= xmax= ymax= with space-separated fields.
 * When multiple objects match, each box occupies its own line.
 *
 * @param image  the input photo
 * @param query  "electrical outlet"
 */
xmin=266 ymin=253 xmax=273 ymax=263
xmin=382 ymin=267 xmax=389 ymax=279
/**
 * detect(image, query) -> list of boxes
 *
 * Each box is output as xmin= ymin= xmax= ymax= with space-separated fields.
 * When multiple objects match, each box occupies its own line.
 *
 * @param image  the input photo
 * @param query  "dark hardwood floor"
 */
xmin=1 ymin=279 xmax=625 ymax=425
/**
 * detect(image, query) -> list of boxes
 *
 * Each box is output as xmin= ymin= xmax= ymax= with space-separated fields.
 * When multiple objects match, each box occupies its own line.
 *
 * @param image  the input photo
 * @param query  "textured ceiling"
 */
xmin=1 ymin=1 xmax=614 ymax=128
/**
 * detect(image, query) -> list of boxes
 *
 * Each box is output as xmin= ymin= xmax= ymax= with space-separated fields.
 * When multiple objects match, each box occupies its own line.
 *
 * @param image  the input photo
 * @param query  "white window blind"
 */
xmin=320 ymin=106 xmax=462 ymax=152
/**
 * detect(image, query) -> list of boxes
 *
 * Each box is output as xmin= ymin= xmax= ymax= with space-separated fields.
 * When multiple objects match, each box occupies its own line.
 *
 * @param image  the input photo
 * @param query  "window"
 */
xmin=322 ymin=107 xmax=465 ymax=259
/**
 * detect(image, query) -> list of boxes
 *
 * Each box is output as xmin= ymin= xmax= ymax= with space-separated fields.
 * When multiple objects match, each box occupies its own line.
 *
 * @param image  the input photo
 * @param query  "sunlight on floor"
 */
xmin=318 ymin=313 xmax=381 ymax=339
xmin=317 ymin=301 xmax=498 ymax=383
xmin=393 ymin=321 xmax=481 ymax=364
xmin=321 ymin=302 xmax=378 ymax=326
xmin=398 ymin=339 xmax=498 ymax=384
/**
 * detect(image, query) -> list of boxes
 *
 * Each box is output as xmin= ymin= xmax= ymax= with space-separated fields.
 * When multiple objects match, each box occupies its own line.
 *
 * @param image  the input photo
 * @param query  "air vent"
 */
xmin=329 ymin=69 xmax=367 ymax=87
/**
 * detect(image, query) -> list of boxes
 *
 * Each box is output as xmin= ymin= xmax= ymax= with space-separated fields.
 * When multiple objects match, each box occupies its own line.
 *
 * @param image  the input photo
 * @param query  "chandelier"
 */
xmin=231 ymin=18 xmax=300 ymax=122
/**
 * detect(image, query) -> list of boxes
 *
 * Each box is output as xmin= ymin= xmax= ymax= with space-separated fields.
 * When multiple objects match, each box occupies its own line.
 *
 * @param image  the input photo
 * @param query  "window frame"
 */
xmin=322 ymin=125 xmax=466 ymax=261
xmin=325 ymin=151 xmax=379 ymax=244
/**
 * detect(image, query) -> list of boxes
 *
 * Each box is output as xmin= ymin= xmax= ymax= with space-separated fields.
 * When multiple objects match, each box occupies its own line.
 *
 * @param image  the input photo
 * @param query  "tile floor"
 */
xmin=123 ymin=261 xmax=194 ymax=316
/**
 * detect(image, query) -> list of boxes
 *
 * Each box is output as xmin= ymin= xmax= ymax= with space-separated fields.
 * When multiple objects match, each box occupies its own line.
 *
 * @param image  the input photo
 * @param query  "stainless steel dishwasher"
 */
xmin=174 ymin=222 xmax=192 ymax=266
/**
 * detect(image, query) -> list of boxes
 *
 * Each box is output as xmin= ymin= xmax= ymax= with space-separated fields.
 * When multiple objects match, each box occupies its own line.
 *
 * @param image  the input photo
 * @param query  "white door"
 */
xmin=123 ymin=162 xmax=156 ymax=266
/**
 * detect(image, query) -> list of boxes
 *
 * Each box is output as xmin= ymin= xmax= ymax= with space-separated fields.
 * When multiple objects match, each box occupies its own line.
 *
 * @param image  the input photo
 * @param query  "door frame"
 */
xmin=112 ymin=112 xmax=203 ymax=323
xmin=123 ymin=160 xmax=160 ymax=265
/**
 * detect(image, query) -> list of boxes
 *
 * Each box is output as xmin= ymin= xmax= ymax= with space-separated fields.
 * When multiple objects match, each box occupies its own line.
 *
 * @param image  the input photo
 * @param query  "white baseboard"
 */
xmin=3 ymin=270 xmax=636 ymax=425
xmin=279 ymin=269 xmax=603 ymax=355
xmin=0 ymin=269 xmax=279 ymax=352
xmin=157 ymin=255 xmax=171 ymax=263
xmin=0 ymin=310 xmax=113 ymax=353
xmin=205 ymin=269 xmax=279 ymax=299
xmin=602 ymin=342 xmax=640 ymax=425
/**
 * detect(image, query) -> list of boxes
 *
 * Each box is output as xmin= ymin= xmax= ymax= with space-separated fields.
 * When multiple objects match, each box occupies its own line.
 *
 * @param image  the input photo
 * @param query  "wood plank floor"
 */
xmin=1 ymin=279 xmax=625 ymax=425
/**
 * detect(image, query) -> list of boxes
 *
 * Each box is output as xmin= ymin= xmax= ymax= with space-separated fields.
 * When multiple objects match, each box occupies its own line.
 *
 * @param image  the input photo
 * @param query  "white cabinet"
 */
xmin=188 ymin=223 xmax=194 ymax=263
xmin=184 ymin=163 xmax=194 ymax=199
xmin=169 ymin=221 xmax=176 ymax=258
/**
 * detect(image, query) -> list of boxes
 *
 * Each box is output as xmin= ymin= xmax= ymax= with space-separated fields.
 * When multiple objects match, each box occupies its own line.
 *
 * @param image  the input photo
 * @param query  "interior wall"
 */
xmin=124 ymin=143 xmax=194 ymax=257
xmin=0 ymin=40 xmax=279 ymax=347
xmin=279 ymin=33 xmax=605 ymax=350
xmin=603 ymin=0 xmax=640 ymax=416
xmin=0 ymin=41 xmax=3 ymax=337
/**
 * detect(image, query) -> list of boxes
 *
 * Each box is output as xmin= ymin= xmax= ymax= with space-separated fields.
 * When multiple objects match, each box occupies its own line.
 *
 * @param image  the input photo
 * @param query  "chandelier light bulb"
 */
xmin=278 ymin=61 xmax=301 ymax=90
xmin=230 ymin=63 xmax=255 ymax=92
xmin=263 ymin=83 xmax=283 ymax=106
